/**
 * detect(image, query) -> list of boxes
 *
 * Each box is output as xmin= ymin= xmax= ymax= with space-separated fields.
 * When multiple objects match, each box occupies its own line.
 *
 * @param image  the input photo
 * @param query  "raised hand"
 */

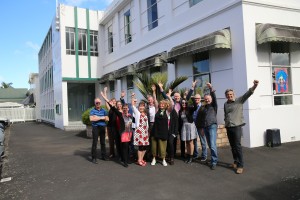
xmin=192 ymin=80 xmax=197 ymax=89
xmin=121 ymin=90 xmax=126 ymax=98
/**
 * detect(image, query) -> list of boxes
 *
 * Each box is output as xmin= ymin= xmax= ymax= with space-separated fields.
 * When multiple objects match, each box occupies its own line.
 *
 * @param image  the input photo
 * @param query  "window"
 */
xmin=189 ymin=0 xmax=204 ymax=7
xmin=124 ymin=10 xmax=132 ymax=44
xmin=109 ymin=81 xmax=115 ymax=98
xmin=193 ymin=52 xmax=210 ymax=97
xmin=150 ymin=67 xmax=161 ymax=76
xmin=90 ymin=30 xmax=98 ymax=56
xmin=66 ymin=27 xmax=75 ymax=55
xmin=271 ymin=43 xmax=293 ymax=106
xmin=126 ymin=75 xmax=134 ymax=102
xmin=78 ymin=29 xmax=87 ymax=56
xmin=147 ymin=0 xmax=158 ymax=30
xmin=108 ymin=25 xmax=114 ymax=53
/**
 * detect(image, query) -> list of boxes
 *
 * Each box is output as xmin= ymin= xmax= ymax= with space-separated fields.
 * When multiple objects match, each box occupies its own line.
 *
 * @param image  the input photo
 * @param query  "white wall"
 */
xmin=242 ymin=1 xmax=300 ymax=147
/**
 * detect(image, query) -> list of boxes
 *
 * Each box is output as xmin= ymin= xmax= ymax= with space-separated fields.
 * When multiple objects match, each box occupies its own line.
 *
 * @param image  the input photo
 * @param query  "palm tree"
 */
xmin=1 ymin=82 xmax=13 ymax=88
xmin=134 ymin=72 xmax=188 ymax=102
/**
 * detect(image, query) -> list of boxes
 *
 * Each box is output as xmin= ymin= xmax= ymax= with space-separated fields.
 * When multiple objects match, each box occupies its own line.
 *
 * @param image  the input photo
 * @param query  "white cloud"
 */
xmin=26 ymin=41 xmax=40 ymax=52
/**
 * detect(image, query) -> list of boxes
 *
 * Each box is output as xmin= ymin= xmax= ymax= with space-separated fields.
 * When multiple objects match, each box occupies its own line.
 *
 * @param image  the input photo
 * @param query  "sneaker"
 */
xmin=162 ymin=159 xmax=168 ymax=167
xmin=236 ymin=168 xmax=244 ymax=174
xmin=151 ymin=158 xmax=156 ymax=166
xmin=92 ymin=158 xmax=98 ymax=164
xmin=210 ymin=164 xmax=216 ymax=170
xmin=101 ymin=156 xmax=109 ymax=161
xmin=200 ymin=157 xmax=207 ymax=162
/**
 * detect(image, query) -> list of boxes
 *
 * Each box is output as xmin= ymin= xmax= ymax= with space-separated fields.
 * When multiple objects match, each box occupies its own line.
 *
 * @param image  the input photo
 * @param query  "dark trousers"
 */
xmin=107 ymin=127 xmax=115 ymax=156
xmin=121 ymin=142 xmax=129 ymax=164
xmin=91 ymin=126 xmax=106 ymax=159
xmin=167 ymin=135 xmax=176 ymax=159
xmin=175 ymin=133 xmax=185 ymax=157
xmin=226 ymin=126 xmax=244 ymax=168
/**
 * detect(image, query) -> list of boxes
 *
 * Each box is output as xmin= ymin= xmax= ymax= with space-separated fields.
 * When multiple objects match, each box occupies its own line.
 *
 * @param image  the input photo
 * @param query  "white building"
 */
xmin=39 ymin=0 xmax=300 ymax=147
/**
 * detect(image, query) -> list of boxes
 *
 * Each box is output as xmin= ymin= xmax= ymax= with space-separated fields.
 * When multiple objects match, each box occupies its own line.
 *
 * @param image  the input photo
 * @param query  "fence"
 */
xmin=0 ymin=108 xmax=36 ymax=123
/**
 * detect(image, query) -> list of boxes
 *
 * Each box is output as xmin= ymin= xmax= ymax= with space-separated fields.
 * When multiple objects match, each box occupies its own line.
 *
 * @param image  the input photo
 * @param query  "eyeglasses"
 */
xmin=194 ymin=98 xmax=201 ymax=100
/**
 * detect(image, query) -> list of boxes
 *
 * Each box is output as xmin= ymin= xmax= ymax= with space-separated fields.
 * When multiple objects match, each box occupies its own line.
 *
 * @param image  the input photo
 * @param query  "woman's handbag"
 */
xmin=121 ymin=132 xmax=132 ymax=143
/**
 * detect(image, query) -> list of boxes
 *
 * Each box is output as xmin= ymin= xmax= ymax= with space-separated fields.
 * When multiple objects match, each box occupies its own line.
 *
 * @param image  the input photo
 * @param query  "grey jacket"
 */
xmin=224 ymin=88 xmax=254 ymax=128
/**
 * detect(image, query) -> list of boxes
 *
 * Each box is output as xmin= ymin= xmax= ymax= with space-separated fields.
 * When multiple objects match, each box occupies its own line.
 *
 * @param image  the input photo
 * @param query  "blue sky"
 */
xmin=0 ymin=0 xmax=112 ymax=89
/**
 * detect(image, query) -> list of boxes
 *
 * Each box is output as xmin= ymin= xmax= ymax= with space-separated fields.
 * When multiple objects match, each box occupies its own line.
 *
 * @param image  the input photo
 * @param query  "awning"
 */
xmin=114 ymin=65 xmax=135 ymax=79
xmin=256 ymin=23 xmax=300 ymax=44
xmin=99 ymin=73 xmax=114 ymax=84
xmin=167 ymin=28 xmax=231 ymax=62
xmin=136 ymin=52 xmax=167 ymax=71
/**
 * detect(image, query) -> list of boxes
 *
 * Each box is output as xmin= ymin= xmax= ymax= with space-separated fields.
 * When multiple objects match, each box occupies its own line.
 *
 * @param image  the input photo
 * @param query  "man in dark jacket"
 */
xmin=198 ymin=83 xmax=218 ymax=170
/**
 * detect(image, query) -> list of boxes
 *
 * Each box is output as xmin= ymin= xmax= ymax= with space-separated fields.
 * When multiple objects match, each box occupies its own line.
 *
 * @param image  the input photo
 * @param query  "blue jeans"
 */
xmin=203 ymin=124 xmax=218 ymax=165
xmin=197 ymin=128 xmax=207 ymax=159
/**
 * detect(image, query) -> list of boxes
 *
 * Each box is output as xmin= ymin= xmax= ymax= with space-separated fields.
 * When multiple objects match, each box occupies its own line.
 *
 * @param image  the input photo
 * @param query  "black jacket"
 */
xmin=107 ymin=103 xmax=125 ymax=134
xmin=198 ymin=90 xmax=218 ymax=128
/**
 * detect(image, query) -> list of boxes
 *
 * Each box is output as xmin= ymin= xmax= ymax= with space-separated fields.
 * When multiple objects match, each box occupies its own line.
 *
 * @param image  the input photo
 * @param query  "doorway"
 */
xmin=67 ymin=83 xmax=95 ymax=121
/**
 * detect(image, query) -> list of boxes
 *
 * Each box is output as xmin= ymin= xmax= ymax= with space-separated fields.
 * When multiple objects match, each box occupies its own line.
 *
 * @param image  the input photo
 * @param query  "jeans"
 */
xmin=197 ymin=128 xmax=207 ymax=159
xmin=91 ymin=126 xmax=106 ymax=159
xmin=203 ymin=124 xmax=218 ymax=165
xmin=226 ymin=126 xmax=243 ymax=168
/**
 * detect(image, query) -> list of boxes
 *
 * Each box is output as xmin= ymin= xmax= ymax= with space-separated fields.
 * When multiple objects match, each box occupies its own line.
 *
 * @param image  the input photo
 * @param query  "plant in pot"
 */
xmin=81 ymin=107 xmax=93 ymax=138
xmin=81 ymin=105 xmax=108 ymax=138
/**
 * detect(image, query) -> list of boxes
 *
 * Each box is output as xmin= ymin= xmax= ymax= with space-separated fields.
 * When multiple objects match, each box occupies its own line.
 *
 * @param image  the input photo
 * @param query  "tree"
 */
xmin=133 ymin=72 xmax=188 ymax=102
xmin=1 ymin=82 xmax=13 ymax=88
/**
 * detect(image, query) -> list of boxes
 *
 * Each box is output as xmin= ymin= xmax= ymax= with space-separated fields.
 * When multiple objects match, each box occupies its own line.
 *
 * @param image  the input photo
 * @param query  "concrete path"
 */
xmin=0 ymin=122 xmax=299 ymax=200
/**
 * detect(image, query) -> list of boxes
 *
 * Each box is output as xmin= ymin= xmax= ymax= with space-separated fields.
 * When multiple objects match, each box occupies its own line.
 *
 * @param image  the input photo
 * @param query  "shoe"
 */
xmin=210 ymin=164 xmax=216 ymax=170
xmin=151 ymin=158 xmax=156 ymax=166
xmin=169 ymin=159 xmax=174 ymax=165
xmin=101 ymin=156 xmax=109 ymax=161
xmin=92 ymin=158 xmax=98 ymax=164
xmin=141 ymin=160 xmax=147 ymax=166
xmin=123 ymin=162 xmax=128 ymax=168
xmin=231 ymin=163 xmax=237 ymax=169
xmin=109 ymin=154 xmax=115 ymax=158
xmin=236 ymin=168 xmax=244 ymax=174
xmin=186 ymin=157 xmax=193 ymax=164
xmin=200 ymin=157 xmax=207 ymax=162
xmin=162 ymin=159 xmax=168 ymax=167
xmin=137 ymin=160 xmax=146 ymax=167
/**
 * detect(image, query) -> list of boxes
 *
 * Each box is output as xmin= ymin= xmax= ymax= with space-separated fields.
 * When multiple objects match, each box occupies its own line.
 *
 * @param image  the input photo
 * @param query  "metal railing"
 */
xmin=0 ymin=108 xmax=36 ymax=123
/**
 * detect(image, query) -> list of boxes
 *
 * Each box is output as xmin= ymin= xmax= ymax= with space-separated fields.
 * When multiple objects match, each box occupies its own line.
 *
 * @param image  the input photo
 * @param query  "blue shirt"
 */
xmin=90 ymin=107 xmax=108 ymax=127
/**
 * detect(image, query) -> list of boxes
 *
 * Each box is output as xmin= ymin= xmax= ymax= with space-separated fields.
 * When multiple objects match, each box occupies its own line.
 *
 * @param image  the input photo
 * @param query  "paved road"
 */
xmin=0 ymin=122 xmax=299 ymax=200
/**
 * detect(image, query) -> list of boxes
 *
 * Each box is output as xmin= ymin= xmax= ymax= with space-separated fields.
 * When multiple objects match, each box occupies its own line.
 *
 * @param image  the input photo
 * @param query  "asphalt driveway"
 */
xmin=0 ymin=122 xmax=299 ymax=200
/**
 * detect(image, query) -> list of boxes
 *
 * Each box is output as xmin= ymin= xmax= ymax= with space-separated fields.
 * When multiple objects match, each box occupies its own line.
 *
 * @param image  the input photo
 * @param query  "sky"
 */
xmin=0 ymin=0 xmax=113 ymax=89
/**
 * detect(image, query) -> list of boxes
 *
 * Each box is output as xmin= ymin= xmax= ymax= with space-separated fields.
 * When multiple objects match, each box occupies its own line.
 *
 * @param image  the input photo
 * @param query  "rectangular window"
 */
xmin=90 ymin=30 xmax=98 ymax=56
xmin=124 ymin=10 xmax=132 ymax=44
xmin=66 ymin=27 xmax=75 ymax=55
xmin=189 ymin=0 xmax=204 ymax=7
xmin=109 ymin=81 xmax=115 ymax=98
xmin=127 ymin=75 xmax=134 ymax=89
xmin=271 ymin=43 xmax=292 ymax=106
xmin=78 ymin=29 xmax=87 ymax=56
xmin=147 ymin=0 xmax=158 ymax=30
xmin=193 ymin=52 xmax=210 ymax=97
xmin=108 ymin=25 xmax=114 ymax=53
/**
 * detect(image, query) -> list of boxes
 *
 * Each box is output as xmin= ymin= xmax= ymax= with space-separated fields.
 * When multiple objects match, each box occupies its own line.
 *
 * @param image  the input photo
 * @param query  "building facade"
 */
xmin=39 ymin=0 xmax=300 ymax=147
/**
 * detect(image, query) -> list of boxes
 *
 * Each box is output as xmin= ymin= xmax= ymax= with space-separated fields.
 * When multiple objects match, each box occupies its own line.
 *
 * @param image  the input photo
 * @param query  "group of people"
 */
xmin=89 ymin=79 xmax=259 ymax=174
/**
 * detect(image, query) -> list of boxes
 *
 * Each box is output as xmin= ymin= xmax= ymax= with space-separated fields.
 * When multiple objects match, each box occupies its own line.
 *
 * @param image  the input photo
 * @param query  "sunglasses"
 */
xmin=95 ymin=102 xmax=101 ymax=105
xmin=181 ymin=102 xmax=187 ymax=104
